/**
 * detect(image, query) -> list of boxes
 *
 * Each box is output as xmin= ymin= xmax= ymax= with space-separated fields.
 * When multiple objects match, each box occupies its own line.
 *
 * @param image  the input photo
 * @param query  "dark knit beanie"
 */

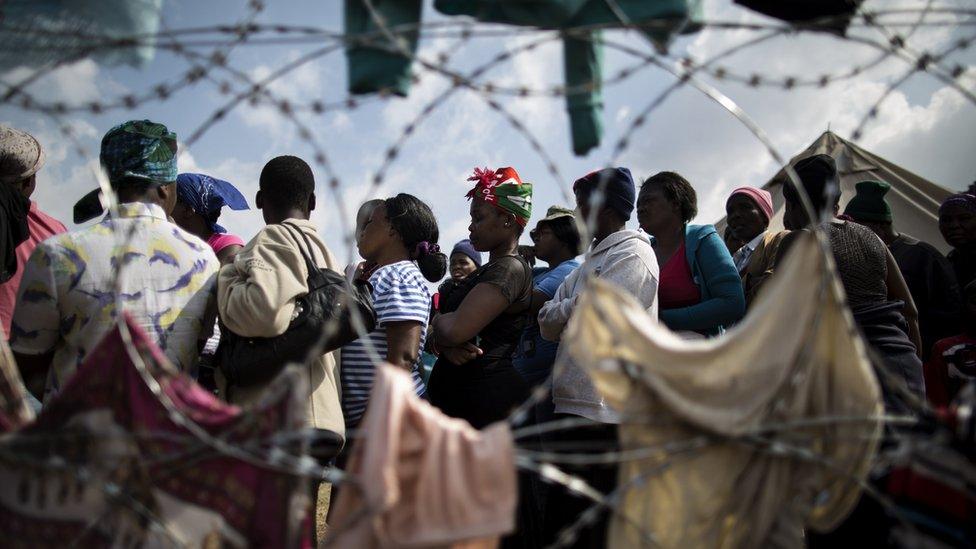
xmin=450 ymin=239 xmax=482 ymax=267
xmin=844 ymin=180 xmax=893 ymax=223
xmin=573 ymin=167 xmax=636 ymax=221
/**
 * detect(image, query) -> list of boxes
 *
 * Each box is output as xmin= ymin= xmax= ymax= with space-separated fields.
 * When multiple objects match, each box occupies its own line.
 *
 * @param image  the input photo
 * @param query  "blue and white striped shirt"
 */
xmin=340 ymin=261 xmax=429 ymax=429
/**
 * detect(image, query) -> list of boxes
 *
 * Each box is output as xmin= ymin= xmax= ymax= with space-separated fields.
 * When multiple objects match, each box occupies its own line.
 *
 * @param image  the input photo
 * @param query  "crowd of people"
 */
xmin=0 ymin=118 xmax=974 ymax=546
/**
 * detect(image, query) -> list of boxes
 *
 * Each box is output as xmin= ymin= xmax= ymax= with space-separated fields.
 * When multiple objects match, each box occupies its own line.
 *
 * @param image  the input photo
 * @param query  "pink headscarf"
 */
xmin=728 ymin=186 xmax=774 ymax=222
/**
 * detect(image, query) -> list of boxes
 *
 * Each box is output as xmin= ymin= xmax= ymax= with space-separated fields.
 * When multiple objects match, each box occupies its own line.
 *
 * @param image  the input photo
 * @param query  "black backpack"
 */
xmin=218 ymin=222 xmax=376 ymax=388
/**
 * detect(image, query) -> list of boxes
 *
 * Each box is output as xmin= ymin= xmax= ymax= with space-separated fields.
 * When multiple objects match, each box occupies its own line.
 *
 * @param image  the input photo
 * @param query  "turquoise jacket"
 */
xmin=660 ymin=224 xmax=745 ymax=335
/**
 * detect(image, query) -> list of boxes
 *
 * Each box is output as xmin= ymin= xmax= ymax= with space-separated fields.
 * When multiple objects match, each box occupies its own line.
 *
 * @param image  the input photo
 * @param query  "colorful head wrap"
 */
xmin=100 ymin=120 xmax=178 ymax=187
xmin=940 ymin=193 xmax=976 ymax=216
xmin=0 ymin=126 xmax=45 ymax=184
xmin=728 ymin=186 xmax=774 ymax=222
xmin=465 ymin=166 xmax=533 ymax=227
xmin=176 ymin=173 xmax=250 ymax=234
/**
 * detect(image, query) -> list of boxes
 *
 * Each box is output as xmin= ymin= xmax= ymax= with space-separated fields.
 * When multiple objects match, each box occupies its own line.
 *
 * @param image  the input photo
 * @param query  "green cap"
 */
xmin=844 ymin=180 xmax=892 ymax=223
xmin=540 ymin=205 xmax=575 ymax=222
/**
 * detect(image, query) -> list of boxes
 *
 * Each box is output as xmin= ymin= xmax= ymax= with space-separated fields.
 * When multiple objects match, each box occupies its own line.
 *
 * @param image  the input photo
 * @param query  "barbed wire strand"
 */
xmin=0 ymin=0 xmax=972 ymax=545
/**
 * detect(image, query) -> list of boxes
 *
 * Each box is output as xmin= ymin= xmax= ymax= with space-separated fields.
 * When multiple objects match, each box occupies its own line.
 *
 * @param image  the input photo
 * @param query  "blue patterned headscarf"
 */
xmin=176 ymin=173 xmax=249 ymax=233
xmin=100 ymin=120 xmax=178 ymax=186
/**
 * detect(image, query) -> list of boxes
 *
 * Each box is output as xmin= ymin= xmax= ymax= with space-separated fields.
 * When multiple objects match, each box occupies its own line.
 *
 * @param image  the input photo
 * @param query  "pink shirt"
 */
xmin=658 ymin=242 xmax=701 ymax=311
xmin=0 ymin=202 xmax=67 ymax=338
xmin=207 ymin=233 xmax=244 ymax=256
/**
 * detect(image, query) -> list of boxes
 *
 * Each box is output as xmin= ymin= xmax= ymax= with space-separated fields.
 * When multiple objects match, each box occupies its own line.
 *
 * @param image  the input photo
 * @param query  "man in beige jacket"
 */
xmin=216 ymin=155 xmax=343 ymax=437
xmin=217 ymin=155 xmax=342 ymax=538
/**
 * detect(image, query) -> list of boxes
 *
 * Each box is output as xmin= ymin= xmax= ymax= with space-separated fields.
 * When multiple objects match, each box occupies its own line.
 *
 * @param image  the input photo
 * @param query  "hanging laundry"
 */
xmin=734 ymin=0 xmax=863 ymax=35
xmin=0 ymin=0 xmax=165 ymax=71
xmin=0 ymin=335 xmax=33 ymax=432
xmin=345 ymin=0 xmax=424 ymax=96
xmin=434 ymin=1 xmax=700 ymax=48
xmin=562 ymin=234 xmax=883 ymax=548
xmin=330 ymin=364 xmax=517 ymax=548
xmin=0 ymin=313 xmax=313 ymax=547
xmin=434 ymin=0 xmax=700 ymax=156
xmin=439 ymin=0 xmax=599 ymax=104
xmin=563 ymin=32 xmax=603 ymax=156
xmin=344 ymin=1 xmax=700 ymax=156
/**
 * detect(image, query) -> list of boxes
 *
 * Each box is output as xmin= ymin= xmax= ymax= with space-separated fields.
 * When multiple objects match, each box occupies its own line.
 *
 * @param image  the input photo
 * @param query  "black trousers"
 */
xmin=538 ymin=413 xmax=619 ymax=549
xmin=427 ymin=358 xmax=529 ymax=429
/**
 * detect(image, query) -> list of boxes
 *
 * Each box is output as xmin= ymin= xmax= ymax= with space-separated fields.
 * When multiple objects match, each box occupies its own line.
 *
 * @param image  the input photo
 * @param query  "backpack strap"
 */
xmin=280 ymin=221 xmax=318 ymax=273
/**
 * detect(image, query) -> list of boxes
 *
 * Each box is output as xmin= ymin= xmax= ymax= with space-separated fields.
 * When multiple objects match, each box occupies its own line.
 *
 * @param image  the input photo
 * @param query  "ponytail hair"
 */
xmin=384 ymin=193 xmax=447 ymax=282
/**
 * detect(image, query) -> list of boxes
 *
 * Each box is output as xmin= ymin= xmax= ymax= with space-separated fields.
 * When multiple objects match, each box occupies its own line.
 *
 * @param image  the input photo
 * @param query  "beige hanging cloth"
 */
xmin=563 ymin=234 xmax=883 ymax=548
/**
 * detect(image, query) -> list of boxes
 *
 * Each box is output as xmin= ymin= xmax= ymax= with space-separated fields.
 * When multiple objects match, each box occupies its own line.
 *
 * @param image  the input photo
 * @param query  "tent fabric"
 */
xmin=714 ymin=131 xmax=955 ymax=254
xmin=561 ymin=234 xmax=882 ymax=547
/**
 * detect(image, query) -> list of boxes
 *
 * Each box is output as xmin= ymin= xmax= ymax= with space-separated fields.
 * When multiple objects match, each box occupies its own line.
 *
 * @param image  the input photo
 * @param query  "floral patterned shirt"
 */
xmin=9 ymin=202 xmax=218 ymax=403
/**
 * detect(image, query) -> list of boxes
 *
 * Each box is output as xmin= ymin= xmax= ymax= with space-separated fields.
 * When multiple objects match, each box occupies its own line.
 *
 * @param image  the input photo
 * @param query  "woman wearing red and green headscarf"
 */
xmin=429 ymin=166 xmax=534 ymax=429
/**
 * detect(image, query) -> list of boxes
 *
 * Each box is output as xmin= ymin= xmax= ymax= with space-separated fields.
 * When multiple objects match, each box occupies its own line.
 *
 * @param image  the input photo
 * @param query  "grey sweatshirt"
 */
xmin=539 ymin=229 xmax=659 ymax=423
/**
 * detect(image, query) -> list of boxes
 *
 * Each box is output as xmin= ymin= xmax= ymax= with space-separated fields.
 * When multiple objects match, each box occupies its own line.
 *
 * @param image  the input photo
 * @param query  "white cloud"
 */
xmin=860 ymin=84 xmax=976 ymax=189
xmin=611 ymin=0 xmax=976 ymax=225
xmin=616 ymin=106 xmax=631 ymax=123
xmin=0 ymin=58 xmax=128 ymax=227
xmin=235 ymin=49 xmax=330 ymax=146
xmin=331 ymin=111 xmax=352 ymax=131
xmin=1 ymin=59 xmax=113 ymax=106
xmin=494 ymin=33 xmax=563 ymax=132
xmin=177 ymin=144 xmax=267 ymax=240
xmin=0 ymin=117 xmax=103 ymax=227
xmin=5 ymin=0 xmax=973 ymax=270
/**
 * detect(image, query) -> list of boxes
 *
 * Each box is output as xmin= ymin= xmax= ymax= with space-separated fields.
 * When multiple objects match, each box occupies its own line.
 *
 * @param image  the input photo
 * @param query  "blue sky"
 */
xmin=2 ymin=0 xmax=974 ymax=267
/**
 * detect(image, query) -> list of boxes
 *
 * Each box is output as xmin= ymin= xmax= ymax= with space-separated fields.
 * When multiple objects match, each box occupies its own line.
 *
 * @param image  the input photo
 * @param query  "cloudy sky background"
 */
xmin=2 ymin=0 xmax=974 ymax=268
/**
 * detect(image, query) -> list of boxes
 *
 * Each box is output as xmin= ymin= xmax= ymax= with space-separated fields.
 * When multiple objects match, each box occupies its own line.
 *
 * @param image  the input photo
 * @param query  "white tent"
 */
xmin=715 ymin=131 xmax=955 ymax=254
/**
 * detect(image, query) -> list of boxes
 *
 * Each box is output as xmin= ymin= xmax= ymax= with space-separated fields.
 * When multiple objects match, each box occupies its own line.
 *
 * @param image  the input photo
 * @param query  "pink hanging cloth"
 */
xmin=330 ymin=364 xmax=517 ymax=548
